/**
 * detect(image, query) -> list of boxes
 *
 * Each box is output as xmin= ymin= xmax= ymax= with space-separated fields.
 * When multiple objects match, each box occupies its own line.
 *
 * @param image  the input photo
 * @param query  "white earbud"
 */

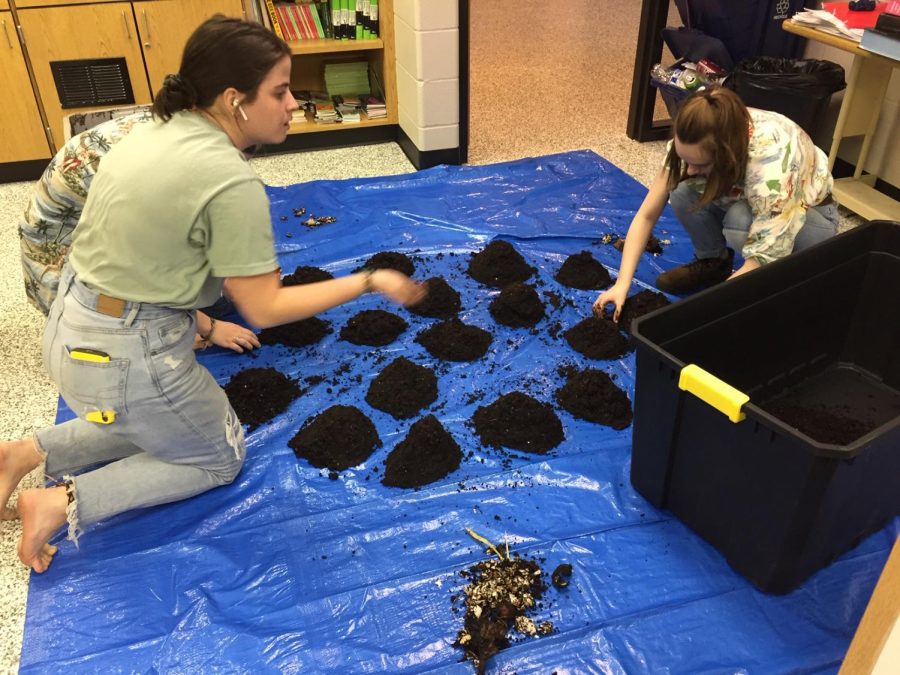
xmin=233 ymin=99 xmax=248 ymax=121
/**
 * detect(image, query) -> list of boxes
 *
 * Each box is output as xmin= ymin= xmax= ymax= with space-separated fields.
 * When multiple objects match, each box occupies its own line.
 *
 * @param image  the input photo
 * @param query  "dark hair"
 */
xmin=152 ymin=15 xmax=290 ymax=121
xmin=665 ymin=86 xmax=751 ymax=206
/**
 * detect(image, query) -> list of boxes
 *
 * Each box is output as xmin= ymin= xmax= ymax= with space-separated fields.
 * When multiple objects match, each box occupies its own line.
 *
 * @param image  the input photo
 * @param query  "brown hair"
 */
xmin=152 ymin=15 xmax=290 ymax=121
xmin=665 ymin=86 xmax=751 ymax=206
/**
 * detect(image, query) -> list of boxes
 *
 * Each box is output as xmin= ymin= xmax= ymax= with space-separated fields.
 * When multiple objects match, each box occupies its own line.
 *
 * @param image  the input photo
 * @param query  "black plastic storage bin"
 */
xmin=630 ymin=221 xmax=900 ymax=594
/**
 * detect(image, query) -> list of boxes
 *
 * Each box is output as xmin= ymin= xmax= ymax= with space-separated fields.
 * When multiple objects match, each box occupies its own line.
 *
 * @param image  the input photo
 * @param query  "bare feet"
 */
xmin=17 ymin=486 xmax=67 ymax=573
xmin=0 ymin=438 xmax=43 ymax=520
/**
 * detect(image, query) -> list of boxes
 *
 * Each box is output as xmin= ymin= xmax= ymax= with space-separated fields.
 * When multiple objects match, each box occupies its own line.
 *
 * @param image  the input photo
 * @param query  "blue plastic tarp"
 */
xmin=22 ymin=150 xmax=897 ymax=673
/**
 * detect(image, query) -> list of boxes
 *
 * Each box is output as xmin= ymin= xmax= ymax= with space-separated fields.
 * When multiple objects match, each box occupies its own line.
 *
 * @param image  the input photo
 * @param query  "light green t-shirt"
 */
xmin=69 ymin=111 xmax=277 ymax=309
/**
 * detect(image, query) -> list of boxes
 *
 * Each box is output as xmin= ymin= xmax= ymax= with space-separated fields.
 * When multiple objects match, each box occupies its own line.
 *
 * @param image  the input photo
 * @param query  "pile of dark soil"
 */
xmin=289 ymin=405 xmax=381 ymax=471
xmin=468 ymin=240 xmax=534 ymax=288
xmin=563 ymin=317 xmax=629 ymax=360
xmin=340 ymin=309 xmax=408 ymax=346
xmin=258 ymin=317 xmax=332 ymax=348
xmin=224 ymin=367 xmax=303 ymax=431
xmin=556 ymin=368 xmax=633 ymax=429
xmin=759 ymin=399 xmax=873 ymax=445
xmin=616 ymin=289 xmax=670 ymax=333
xmin=613 ymin=234 xmax=664 ymax=255
xmin=366 ymin=356 xmax=438 ymax=419
xmin=282 ymin=265 xmax=334 ymax=286
xmin=417 ymin=319 xmax=493 ymax=362
xmin=382 ymin=415 xmax=462 ymax=487
xmin=358 ymin=251 xmax=415 ymax=276
xmin=473 ymin=392 xmax=564 ymax=453
xmin=488 ymin=282 xmax=545 ymax=328
xmin=454 ymin=552 xmax=554 ymax=674
xmin=406 ymin=276 xmax=462 ymax=319
xmin=555 ymin=251 xmax=612 ymax=290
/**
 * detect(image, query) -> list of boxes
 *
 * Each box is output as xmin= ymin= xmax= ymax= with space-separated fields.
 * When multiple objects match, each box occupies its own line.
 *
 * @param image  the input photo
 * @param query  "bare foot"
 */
xmin=0 ymin=438 xmax=43 ymax=520
xmin=17 ymin=486 xmax=67 ymax=573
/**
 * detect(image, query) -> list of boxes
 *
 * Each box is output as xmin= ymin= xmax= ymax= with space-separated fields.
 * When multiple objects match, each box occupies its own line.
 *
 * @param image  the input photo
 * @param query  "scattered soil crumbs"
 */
xmin=282 ymin=265 xmax=334 ymax=286
xmin=340 ymin=309 xmax=408 ymax=346
xmin=417 ymin=319 xmax=493 ymax=362
xmin=758 ymin=399 xmax=874 ymax=445
xmin=454 ymin=552 xmax=555 ymax=674
xmin=556 ymin=368 xmax=633 ymax=429
xmin=366 ymin=356 xmax=438 ymax=419
xmin=358 ymin=251 xmax=415 ymax=276
xmin=468 ymin=240 xmax=534 ymax=288
xmin=224 ymin=367 xmax=302 ymax=431
xmin=289 ymin=405 xmax=381 ymax=471
xmin=406 ymin=276 xmax=462 ymax=318
xmin=382 ymin=415 xmax=462 ymax=487
xmin=473 ymin=392 xmax=564 ymax=453
xmin=615 ymin=289 xmax=670 ymax=333
xmin=612 ymin=234 xmax=665 ymax=255
xmin=555 ymin=251 xmax=612 ymax=290
xmin=489 ymin=282 xmax=545 ymax=328
xmin=258 ymin=317 xmax=332 ymax=348
xmin=563 ymin=317 xmax=629 ymax=360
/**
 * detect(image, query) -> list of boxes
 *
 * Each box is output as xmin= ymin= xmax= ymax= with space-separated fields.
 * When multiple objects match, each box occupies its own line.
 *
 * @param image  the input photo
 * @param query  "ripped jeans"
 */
xmin=35 ymin=264 xmax=245 ymax=544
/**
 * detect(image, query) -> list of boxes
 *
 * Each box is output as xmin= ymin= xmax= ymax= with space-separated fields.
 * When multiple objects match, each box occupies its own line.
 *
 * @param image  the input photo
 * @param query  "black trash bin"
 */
xmin=730 ymin=57 xmax=846 ymax=137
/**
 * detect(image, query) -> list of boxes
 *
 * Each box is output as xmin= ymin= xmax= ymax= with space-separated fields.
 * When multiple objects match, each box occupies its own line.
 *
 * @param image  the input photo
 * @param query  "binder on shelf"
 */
xmin=355 ymin=0 xmax=364 ymax=40
xmin=331 ymin=0 xmax=342 ymax=40
xmin=348 ymin=0 xmax=357 ymax=39
xmin=264 ymin=0 xmax=285 ymax=39
xmin=370 ymin=0 xmax=379 ymax=38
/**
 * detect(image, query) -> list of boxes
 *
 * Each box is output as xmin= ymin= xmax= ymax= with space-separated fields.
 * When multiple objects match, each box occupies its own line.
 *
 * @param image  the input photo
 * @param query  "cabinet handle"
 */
xmin=122 ymin=11 xmax=131 ymax=39
xmin=142 ymin=10 xmax=151 ymax=48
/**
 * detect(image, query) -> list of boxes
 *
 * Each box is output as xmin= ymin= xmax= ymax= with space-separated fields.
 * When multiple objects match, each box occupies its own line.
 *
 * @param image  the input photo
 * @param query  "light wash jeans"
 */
xmin=36 ymin=264 xmax=245 ymax=543
xmin=669 ymin=182 xmax=840 ymax=259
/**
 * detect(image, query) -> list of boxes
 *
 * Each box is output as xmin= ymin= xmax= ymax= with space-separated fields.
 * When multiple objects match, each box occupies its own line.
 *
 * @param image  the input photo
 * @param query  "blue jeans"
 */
xmin=669 ymin=182 xmax=840 ymax=259
xmin=35 ymin=265 xmax=245 ymax=543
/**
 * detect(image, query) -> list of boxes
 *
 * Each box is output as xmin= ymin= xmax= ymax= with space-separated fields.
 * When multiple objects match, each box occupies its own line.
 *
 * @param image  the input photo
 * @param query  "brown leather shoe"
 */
xmin=656 ymin=249 xmax=734 ymax=294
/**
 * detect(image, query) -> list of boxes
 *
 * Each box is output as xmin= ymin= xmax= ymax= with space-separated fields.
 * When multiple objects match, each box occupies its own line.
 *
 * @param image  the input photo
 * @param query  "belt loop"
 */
xmin=123 ymin=302 xmax=140 ymax=327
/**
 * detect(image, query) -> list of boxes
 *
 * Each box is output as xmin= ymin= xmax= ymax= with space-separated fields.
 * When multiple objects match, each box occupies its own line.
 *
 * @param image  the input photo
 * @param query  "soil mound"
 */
xmin=616 ymin=289 xmax=670 ymax=333
xmin=556 ymin=368 xmax=633 ymax=429
xmin=489 ymin=282 xmax=545 ymax=328
xmin=563 ymin=317 xmax=629 ymax=360
xmin=366 ymin=357 xmax=438 ymax=419
xmin=382 ymin=415 xmax=462 ymax=487
xmin=358 ymin=251 xmax=415 ymax=276
xmin=416 ymin=319 xmax=493 ymax=362
xmin=224 ymin=367 xmax=302 ymax=431
xmin=282 ymin=265 xmax=334 ymax=286
xmin=468 ymin=240 xmax=534 ymax=288
xmin=340 ymin=309 xmax=408 ymax=346
xmin=289 ymin=405 xmax=381 ymax=471
xmin=555 ymin=251 xmax=612 ymax=290
xmin=473 ymin=392 xmax=564 ymax=453
xmin=259 ymin=317 xmax=332 ymax=348
xmin=406 ymin=276 xmax=462 ymax=319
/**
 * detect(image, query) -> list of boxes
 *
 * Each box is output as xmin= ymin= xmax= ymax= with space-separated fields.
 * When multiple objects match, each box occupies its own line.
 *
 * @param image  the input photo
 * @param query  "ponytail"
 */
xmin=152 ymin=73 xmax=199 ymax=121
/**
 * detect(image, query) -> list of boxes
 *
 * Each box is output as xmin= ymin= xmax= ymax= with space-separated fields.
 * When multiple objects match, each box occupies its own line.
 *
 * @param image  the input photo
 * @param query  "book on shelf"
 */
xmin=263 ymin=0 xmax=284 ymax=39
xmin=359 ymin=94 xmax=386 ymax=119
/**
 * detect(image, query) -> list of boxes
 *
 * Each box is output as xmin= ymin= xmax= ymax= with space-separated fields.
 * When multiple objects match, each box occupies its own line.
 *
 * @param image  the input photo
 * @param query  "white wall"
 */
xmin=393 ymin=0 xmax=460 ymax=152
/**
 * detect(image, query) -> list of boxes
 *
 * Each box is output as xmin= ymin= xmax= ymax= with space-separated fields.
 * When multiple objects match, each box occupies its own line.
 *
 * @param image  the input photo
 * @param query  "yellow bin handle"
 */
xmin=678 ymin=364 xmax=749 ymax=423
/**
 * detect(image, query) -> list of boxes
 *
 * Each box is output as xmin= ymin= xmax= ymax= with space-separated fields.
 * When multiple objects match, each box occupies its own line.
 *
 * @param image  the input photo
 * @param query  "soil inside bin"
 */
xmin=282 ymin=265 xmax=334 ymax=286
xmin=472 ymin=392 xmax=564 ymax=453
xmin=357 ymin=251 xmax=416 ymax=276
xmin=258 ymin=317 xmax=332 ymax=348
xmin=224 ymin=367 xmax=303 ymax=431
xmin=556 ymin=367 xmax=633 ymax=429
xmin=563 ymin=317 xmax=629 ymax=360
xmin=406 ymin=276 xmax=462 ymax=319
xmin=417 ymin=319 xmax=494 ymax=361
xmin=382 ymin=415 xmax=462 ymax=488
xmin=555 ymin=251 xmax=612 ymax=290
xmin=289 ymin=405 xmax=381 ymax=471
xmin=759 ymin=399 xmax=877 ymax=446
xmin=489 ymin=282 xmax=546 ymax=328
xmin=340 ymin=309 xmax=408 ymax=346
xmin=468 ymin=240 xmax=535 ymax=288
xmin=366 ymin=356 xmax=438 ymax=419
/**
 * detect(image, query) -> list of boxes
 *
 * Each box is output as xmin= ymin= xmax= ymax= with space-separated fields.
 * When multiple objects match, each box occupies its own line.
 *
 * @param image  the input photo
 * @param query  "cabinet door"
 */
xmin=18 ymin=3 xmax=152 ymax=151
xmin=137 ymin=0 xmax=245 ymax=96
xmin=0 ymin=10 xmax=51 ymax=162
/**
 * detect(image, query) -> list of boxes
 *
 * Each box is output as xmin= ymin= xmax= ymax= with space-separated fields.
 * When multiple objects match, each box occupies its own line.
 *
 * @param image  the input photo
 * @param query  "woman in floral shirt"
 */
xmin=595 ymin=85 xmax=838 ymax=321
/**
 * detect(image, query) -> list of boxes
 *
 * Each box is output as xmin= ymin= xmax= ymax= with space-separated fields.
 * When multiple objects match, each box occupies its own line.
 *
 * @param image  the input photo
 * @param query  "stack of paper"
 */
xmin=324 ymin=61 xmax=371 ymax=97
xmin=360 ymin=94 xmax=386 ymax=120
xmin=792 ymin=9 xmax=864 ymax=41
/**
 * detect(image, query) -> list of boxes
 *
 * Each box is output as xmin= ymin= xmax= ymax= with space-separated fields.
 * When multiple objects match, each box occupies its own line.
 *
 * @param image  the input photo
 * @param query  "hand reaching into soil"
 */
xmin=593 ymin=281 xmax=629 ymax=322
xmin=368 ymin=269 xmax=427 ymax=307
xmin=194 ymin=319 xmax=261 ymax=353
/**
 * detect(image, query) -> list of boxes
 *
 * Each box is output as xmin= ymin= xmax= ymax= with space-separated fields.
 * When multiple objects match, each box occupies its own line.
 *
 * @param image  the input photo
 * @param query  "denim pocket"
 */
xmin=58 ymin=346 xmax=129 ymax=417
xmin=153 ymin=313 xmax=193 ymax=355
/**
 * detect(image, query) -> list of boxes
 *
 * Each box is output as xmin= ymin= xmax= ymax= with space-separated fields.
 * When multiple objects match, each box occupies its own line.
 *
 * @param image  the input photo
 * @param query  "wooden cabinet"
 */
xmin=1 ymin=9 xmax=51 ymax=161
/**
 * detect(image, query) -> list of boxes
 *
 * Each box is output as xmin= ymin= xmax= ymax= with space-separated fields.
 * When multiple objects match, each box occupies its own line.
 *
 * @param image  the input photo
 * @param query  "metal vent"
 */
xmin=50 ymin=58 xmax=135 ymax=109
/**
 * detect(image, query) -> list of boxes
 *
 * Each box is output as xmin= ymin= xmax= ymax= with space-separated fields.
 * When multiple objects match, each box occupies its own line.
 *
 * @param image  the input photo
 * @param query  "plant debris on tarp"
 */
xmin=611 ymin=234 xmax=666 ymax=255
xmin=258 ymin=317 xmax=332 ymax=348
xmin=282 ymin=265 xmax=334 ymax=286
xmin=555 ymin=251 xmax=612 ymax=290
xmin=416 ymin=319 xmax=494 ymax=362
xmin=224 ymin=367 xmax=303 ymax=431
xmin=453 ymin=534 xmax=560 ymax=674
xmin=757 ymin=399 xmax=876 ymax=446
xmin=488 ymin=282 xmax=545 ymax=328
xmin=366 ymin=356 xmax=438 ymax=419
xmin=406 ymin=276 xmax=462 ymax=319
xmin=556 ymin=367 xmax=633 ymax=429
xmin=289 ymin=405 xmax=381 ymax=471
xmin=357 ymin=251 xmax=416 ymax=276
xmin=382 ymin=415 xmax=463 ymax=488
xmin=340 ymin=309 xmax=408 ymax=346
xmin=612 ymin=289 xmax=670 ymax=333
xmin=563 ymin=316 xmax=629 ymax=360
xmin=468 ymin=240 xmax=535 ymax=288
xmin=472 ymin=392 xmax=564 ymax=453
